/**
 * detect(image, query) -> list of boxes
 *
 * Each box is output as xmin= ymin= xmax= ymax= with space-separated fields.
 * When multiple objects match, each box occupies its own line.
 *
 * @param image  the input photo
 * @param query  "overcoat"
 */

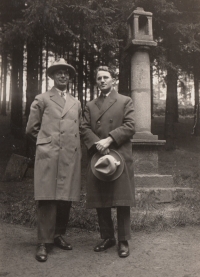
xmin=26 ymin=87 xmax=82 ymax=201
xmin=81 ymin=88 xmax=135 ymax=208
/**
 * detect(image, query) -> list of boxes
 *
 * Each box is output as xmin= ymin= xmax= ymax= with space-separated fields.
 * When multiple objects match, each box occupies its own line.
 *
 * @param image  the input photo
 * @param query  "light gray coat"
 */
xmin=26 ymin=87 xmax=82 ymax=201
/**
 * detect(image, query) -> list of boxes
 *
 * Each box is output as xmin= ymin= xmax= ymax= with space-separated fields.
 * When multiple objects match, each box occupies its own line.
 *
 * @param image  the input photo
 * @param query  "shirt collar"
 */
xmin=102 ymin=90 xmax=111 ymax=98
xmin=55 ymin=87 xmax=67 ymax=95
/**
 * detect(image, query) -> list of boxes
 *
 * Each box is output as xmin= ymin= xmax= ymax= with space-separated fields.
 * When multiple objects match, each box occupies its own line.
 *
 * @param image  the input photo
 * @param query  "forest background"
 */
xmin=0 ymin=0 xmax=200 ymax=230
xmin=1 ymin=0 xmax=200 ymax=151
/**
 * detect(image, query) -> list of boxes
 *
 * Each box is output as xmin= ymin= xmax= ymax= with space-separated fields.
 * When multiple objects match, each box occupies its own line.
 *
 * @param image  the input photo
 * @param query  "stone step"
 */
xmin=134 ymin=174 xmax=174 ymax=188
xmin=130 ymin=203 xmax=195 ymax=229
xmin=112 ymin=200 xmax=196 ymax=229
xmin=136 ymin=187 xmax=193 ymax=203
xmin=132 ymin=205 xmax=188 ymax=219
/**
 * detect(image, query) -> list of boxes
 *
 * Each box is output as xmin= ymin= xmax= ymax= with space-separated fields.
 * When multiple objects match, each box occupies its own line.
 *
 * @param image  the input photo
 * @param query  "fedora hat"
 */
xmin=91 ymin=149 xmax=124 ymax=182
xmin=47 ymin=58 xmax=76 ymax=79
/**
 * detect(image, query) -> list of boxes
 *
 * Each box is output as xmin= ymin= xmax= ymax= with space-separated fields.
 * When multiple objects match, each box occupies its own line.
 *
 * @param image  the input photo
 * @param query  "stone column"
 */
xmin=131 ymin=46 xmax=157 ymax=140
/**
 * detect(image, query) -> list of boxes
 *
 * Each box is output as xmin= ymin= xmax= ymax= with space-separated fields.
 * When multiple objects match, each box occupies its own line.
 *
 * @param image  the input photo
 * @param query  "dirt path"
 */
xmin=0 ymin=222 xmax=200 ymax=277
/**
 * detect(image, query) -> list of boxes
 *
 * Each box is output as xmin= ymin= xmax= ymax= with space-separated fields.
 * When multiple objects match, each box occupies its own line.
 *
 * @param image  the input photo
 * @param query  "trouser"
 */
xmin=37 ymin=200 xmax=71 ymax=243
xmin=96 ymin=206 xmax=131 ymax=241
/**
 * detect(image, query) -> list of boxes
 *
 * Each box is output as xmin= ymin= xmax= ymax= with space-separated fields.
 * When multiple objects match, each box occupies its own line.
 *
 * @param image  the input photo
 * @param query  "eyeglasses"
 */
xmin=55 ymin=70 xmax=69 ymax=77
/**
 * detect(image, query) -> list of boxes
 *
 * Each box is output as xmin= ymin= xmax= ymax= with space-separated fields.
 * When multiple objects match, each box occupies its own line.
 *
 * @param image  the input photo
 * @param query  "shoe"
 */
xmin=94 ymin=238 xmax=116 ymax=252
xmin=54 ymin=236 xmax=72 ymax=250
xmin=35 ymin=243 xmax=47 ymax=262
xmin=118 ymin=241 xmax=129 ymax=258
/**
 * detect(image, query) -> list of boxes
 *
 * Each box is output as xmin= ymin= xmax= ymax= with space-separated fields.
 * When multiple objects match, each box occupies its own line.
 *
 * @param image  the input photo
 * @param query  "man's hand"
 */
xmin=100 ymin=148 xmax=110 ymax=155
xmin=95 ymin=137 xmax=113 ymax=154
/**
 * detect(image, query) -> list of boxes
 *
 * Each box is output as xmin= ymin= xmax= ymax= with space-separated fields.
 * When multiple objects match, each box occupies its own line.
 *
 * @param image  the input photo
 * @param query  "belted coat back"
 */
xmin=81 ymin=89 xmax=135 ymax=208
xmin=26 ymin=87 xmax=82 ymax=201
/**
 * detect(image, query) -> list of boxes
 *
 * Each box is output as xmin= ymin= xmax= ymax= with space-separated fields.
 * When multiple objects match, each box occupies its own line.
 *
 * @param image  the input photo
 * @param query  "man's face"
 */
xmin=53 ymin=69 xmax=69 ymax=90
xmin=96 ymin=70 xmax=115 ymax=94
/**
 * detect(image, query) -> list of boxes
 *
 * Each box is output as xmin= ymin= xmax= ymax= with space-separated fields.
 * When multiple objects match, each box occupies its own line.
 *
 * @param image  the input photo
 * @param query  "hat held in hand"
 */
xmin=91 ymin=149 xmax=124 ymax=181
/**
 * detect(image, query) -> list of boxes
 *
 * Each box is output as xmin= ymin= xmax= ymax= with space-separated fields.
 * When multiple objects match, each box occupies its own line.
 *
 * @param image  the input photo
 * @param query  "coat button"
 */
xmin=97 ymin=121 xmax=100 ymax=125
xmin=74 ymin=119 xmax=77 ymax=123
xmin=109 ymin=119 xmax=113 ymax=123
xmin=61 ymin=131 xmax=64 ymax=134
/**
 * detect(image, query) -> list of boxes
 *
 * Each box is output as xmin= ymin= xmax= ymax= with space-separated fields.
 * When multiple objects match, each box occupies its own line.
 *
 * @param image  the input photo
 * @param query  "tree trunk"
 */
xmin=39 ymin=40 xmax=43 ymax=94
xmin=192 ymin=61 xmax=200 ymax=136
xmin=25 ymin=40 xmax=39 ymax=121
xmin=84 ymin=57 xmax=87 ymax=106
xmin=118 ymin=48 xmax=130 ymax=96
xmin=78 ymin=41 xmax=84 ymax=108
xmin=8 ymin=77 xmax=12 ymax=111
xmin=164 ymin=67 xmax=177 ymax=150
xmin=45 ymin=36 xmax=49 ymax=91
xmin=150 ymin=64 xmax=154 ymax=119
xmin=1 ymin=53 xmax=7 ymax=116
xmin=89 ymin=49 xmax=94 ymax=101
xmin=10 ymin=44 xmax=23 ymax=138
xmin=0 ymin=55 xmax=3 ymax=112
xmin=157 ymin=69 xmax=161 ymax=100
xmin=174 ymin=89 xmax=179 ymax=122
xmin=73 ymin=42 xmax=77 ymax=98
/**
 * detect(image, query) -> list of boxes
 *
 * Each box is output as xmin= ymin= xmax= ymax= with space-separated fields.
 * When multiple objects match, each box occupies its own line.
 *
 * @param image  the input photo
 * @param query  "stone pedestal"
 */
xmin=132 ymin=141 xmax=174 ymax=203
xmin=133 ymin=141 xmax=163 ymax=175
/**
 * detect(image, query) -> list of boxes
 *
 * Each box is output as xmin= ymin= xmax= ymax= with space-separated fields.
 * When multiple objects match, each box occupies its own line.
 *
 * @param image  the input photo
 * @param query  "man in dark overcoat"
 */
xmin=81 ymin=66 xmax=135 ymax=258
xmin=26 ymin=58 xmax=82 ymax=262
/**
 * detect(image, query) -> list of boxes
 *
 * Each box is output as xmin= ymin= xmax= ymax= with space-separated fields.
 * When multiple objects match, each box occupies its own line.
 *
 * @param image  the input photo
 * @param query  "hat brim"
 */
xmin=91 ymin=149 xmax=124 ymax=182
xmin=47 ymin=64 xmax=76 ymax=79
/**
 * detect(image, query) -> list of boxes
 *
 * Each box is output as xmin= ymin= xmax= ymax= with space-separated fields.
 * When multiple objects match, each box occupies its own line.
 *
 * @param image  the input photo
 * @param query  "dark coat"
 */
xmin=26 ymin=87 xmax=82 ymax=201
xmin=81 ymin=89 xmax=135 ymax=208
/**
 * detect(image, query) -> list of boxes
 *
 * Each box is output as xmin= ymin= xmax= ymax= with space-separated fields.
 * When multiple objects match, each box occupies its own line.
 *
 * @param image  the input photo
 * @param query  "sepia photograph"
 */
xmin=0 ymin=0 xmax=200 ymax=276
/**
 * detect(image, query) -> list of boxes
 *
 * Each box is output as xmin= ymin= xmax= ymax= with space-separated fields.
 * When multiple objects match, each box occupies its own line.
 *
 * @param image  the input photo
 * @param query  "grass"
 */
xmin=0 ymin=113 xmax=200 ymax=231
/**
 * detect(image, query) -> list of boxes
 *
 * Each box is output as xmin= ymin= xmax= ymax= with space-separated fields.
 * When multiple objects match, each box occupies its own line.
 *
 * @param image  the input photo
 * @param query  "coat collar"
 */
xmin=49 ymin=86 xmax=76 ymax=117
xmin=95 ymin=88 xmax=117 ymax=121
xmin=61 ymin=93 xmax=76 ymax=118
xmin=49 ymin=87 xmax=65 ymax=108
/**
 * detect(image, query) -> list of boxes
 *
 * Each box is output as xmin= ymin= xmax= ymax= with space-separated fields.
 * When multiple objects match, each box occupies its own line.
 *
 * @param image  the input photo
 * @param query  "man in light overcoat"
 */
xmin=81 ymin=66 xmax=135 ymax=258
xmin=26 ymin=58 xmax=82 ymax=262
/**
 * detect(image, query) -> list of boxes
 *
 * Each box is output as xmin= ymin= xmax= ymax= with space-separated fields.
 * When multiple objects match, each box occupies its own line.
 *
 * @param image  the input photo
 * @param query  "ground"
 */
xmin=0 ymin=222 xmax=200 ymax=277
xmin=0 ymin=114 xmax=200 ymax=276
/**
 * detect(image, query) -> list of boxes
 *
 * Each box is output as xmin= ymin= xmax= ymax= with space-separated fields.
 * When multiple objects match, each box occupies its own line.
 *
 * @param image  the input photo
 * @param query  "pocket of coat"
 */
xmin=36 ymin=136 xmax=52 ymax=145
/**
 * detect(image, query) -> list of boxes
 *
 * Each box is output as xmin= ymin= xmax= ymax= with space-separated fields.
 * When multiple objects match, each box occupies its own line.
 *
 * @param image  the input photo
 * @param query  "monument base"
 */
xmin=134 ymin=174 xmax=174 ymax=203
xmin=132 ymin=138 xmax=174 ymax=203
xmin=133 ymin=132 xmax=158 ymax=140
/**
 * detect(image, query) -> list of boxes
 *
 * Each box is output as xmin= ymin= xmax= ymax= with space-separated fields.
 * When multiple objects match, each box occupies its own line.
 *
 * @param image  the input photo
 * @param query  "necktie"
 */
xmin=60 ymin=91 xmax=66 ymax=102
xmin=61 ymin=91 xmax=65 ymax=98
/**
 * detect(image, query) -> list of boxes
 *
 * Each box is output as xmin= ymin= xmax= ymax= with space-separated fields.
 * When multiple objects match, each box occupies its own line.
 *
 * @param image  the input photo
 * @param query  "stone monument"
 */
xmin=126 ymin=7 xmax=174 ymax=203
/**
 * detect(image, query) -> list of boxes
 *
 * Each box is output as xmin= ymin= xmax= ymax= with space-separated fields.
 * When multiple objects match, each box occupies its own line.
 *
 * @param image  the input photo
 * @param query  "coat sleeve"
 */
xmin=109 ymin=97 xmax=135 ymax=146
xmin=81 ymin=104 xmax=100 ymax=151
xmin=26 ymin=95 xmax=44 ymax=142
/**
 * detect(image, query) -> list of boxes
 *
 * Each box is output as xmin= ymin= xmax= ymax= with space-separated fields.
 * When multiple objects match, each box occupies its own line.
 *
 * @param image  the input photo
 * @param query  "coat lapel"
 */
xmin=61 ymin=93 xmax=76 ymax=117
xmin=49 ymin=87 xmax=65 ymax=108
xmin=95 ymin=94 xmax=104 ymax=110
xmin=95 ymin=88 xmax=117 ymax=121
